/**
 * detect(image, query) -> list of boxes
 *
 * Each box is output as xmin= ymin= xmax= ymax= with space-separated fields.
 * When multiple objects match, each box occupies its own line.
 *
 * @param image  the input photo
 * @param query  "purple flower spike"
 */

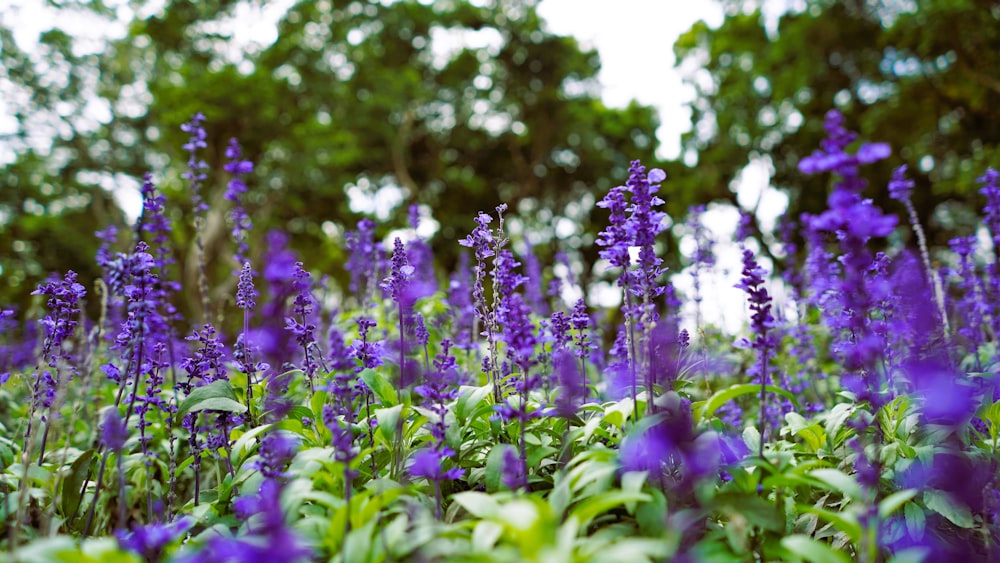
xmin=101 ymin=408 xmax=129 ymax=452
xmin=888 ymin=165 xmax=915 ymax=202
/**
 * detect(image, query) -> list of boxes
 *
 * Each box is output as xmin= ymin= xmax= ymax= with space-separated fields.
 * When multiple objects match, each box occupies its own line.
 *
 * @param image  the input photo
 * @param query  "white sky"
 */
xmin=538 ymin=0 xmax=724 ymax=160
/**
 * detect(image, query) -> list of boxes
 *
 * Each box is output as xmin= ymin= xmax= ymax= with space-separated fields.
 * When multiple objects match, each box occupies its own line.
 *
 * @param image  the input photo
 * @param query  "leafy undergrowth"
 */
xmin=1 ymin=111 xmax=999 ymax=563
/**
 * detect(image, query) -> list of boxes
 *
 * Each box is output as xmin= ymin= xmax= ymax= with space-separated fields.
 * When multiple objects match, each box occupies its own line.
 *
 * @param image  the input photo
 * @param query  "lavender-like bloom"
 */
xmin=735 ymin=210 xmax=754 ymax=243
xmin=459 ymin=209 xmax=501 ymax=396
xmin=116 ymin=517 xmax=194 ymax=562
xmin=250 ymin=432 xmax=298 ymax=481
xmin=979 ymin=168 xmax=1000 ymax=258
xmin=180 ymin=113 xmax=209 ymax=213
xmin=180 ymin=324 xmax=228 ymax=392
xmin=887 ymin=165 xmax=949 ymax=340
xmin=686 ymin=205 xmax=716 ymax=332
xmin=285 ymin=262 xmax=319 ymax=392
xmin=569 ymin=298 xmax=592 ymax=354
xmin=446 ymin=251 xmax=476 ymax=350
xmin=520 ymin=239 xmax=548 ymax=315
xmin=800 ymin=111 xmax=896 ymax=380
xmin=596 ymin=185 xmax=632 ymax=275
xmin=224 ymin=138 xmax=255 ymax=266
xmin=180 ymin=113 xmax=212 ymax=320
xmin=139 ymin=174 xmax=176 ymax=276
xmin=551 ymin=349 xmax=585 ymax=418
xmin=345 ymin=218 xmax=378 ymax=299
xmin=32 ymin=270 xmax=86 ymax=369
xmin=948 ymin=236 xmax=989 ymax=359
xmin=624 ymin=163 xmax=667 ymax=325
xmin=977 ymin=168 xmax=1000 ymax=337
xmin=101 ymin=408 xmax=129 ymax=452
xmin=352 ymin=317 xmax=384 ymax=371
xmin=236 ymin=262 xmax=257 ymax=311
xmin=619 ymin=393 xmax=719 ymax=493
xmin=236 ymin=261 xmax=259 ymax=424
xmin=197 ymin=433 xmax=311 ymax=563
xmin=501 ymin=446 xmax=527 ymax=491
xmin=382 ymin=238 xmax=415 ymax=303
xmin=412 ymin=339 xmax=464 ymax=516
xmin=734 ymin=248 xmax=777 ymax=454
xmin=597 ymin=161 xmax=668 ymax=416
xmin=27 ymin=270 xmax=86 ymax=464
xmin=549 ymin=310 xmax=571 ymax=353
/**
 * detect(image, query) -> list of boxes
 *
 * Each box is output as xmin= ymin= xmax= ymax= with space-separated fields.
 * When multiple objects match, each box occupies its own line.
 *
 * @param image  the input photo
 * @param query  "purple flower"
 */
xmin=116 ymin=516 xmax=194 ymax=561
xmin=501 ymin=446 xmax=527 ymax=491
xmin=345 ymin=218 xmax=378 ymax=297
xmin=888 ymin=164 xmax=914 ymax=202
xmin=236 ymin=262 xmax=257 ymax=311
xmin=224 ymin=138 xmax=255 ymax=266
xmin=382 ymin=237 xmax=415 ymax=303
xmin=101 ymin=408 xmax=129 ymax=452
xmin=619 ymin=394 xmax=719 ymax=491
xmin=32 ymin=270 xmax=86 ymax=366
xmin=552 ymin=349 xmax=585 ymax=418
xmin=252 ymin=432 xmax=299 ymax=481
xmin=285 ymin=262 xmax=320 ymax=385
xmin=180 ymin=324 xmax=227 ymax=392
xmin=180 ymin=113 xmax=209 ymax=213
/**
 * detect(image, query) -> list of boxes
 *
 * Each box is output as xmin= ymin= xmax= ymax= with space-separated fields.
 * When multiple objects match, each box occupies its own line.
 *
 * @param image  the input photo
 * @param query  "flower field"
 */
xmin=1 ymin=108 xmax=999 ymax=562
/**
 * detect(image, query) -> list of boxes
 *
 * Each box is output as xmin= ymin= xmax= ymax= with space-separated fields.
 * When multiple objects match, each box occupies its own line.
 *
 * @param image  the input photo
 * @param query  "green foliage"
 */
xmin=672 ymin=0 xmax=1000 ymax=253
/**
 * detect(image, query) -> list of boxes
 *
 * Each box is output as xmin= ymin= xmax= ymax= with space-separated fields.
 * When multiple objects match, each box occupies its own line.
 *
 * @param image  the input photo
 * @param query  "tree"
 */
xmin=1 ymin=0 xmax=661 ymax=320
xmin=671 ymin=0 xmax=1000 ymax=253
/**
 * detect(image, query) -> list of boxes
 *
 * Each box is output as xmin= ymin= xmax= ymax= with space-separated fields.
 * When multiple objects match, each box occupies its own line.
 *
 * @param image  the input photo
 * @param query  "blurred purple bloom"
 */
xmin=180 ymin=113 xmax=209 ymax=212
xmin=101 ymin=408 xmax=129 ymax=452
xmin=116 ymin=516 xmax=194 ymax=561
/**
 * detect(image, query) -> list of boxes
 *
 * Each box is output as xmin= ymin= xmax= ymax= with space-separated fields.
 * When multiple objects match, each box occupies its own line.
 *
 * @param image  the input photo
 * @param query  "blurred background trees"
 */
xmin=1 ymin=0 xmax=659 ymax=320
xmin=670 ymin=0 xmax=1000 ymax=252
xmin=2 ymin=0 xmax=999 ymax=319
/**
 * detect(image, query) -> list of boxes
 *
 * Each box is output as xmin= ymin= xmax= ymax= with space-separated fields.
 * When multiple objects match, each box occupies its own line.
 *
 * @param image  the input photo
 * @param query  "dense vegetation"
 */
xmin=3 ymin=1 xmax=1000 ymax=561
xmin=2 ymin=105 xmax=1000 ymax=562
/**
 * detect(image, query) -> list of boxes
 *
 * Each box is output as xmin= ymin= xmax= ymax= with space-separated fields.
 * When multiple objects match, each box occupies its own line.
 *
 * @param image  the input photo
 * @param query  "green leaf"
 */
xmin=781 ymin=535 xmax=853 ymax=563
xmin=485 ymin=444 xmax=517 ymax=493
xmin=471 ymin=520 xmax=503 ymax=552
xmin=452 ymin=491 xmax=500 ymax=519
xmin=809 ymin=468 xmax=864 ymax=501
xmin=456 ymin=384 xmax=493 ymax=421
xmin=743 ymin=426 xmax=761 ymax=455
xmin=287 ymin=405 xmax=314 ymax=423
xmin=904 ymin=503 xmax=925 ymax=539
xmin=924 ymin=490 xmax=974 ymax=529
xmin=800 ymin=505 xmax=862 ymax=543
xmin=61 ymin=448 xmax=95 ymax=519
xmin=177 ymin=380 xmax=247 ymax=419
xmin=374 ymin=404 xmax=403 ymax=444
xmin=232 ymin=424 xmax=272 ymax=466
xmin=715 ymin=493 xmax=785 ymax=532
xmin=702 ymin=384 xmax=798 ymax=420
xmin=620 ymin=471 xmax=647 ymax=513
xmin=879 ymin=489 xmax=917 ymax=519
xmin=785 ymin=412 xmax=826 ymax=452
xmin=887 ymin=547 xmax=930 ymax=563
xmin=569 ymin=489 xmax=651 ymax=529
xmin=359 ymin=369 xmax=397 ymax=406
xmin=824 ymin=403 xmax=857 ymax=445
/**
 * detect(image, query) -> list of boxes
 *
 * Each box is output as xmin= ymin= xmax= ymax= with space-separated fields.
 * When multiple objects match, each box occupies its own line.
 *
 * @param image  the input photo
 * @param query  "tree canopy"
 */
xmin=671 ymin=0 xmax=1000 ymax=252
xmin=1 ymin=0 xmax=660 ymax=319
